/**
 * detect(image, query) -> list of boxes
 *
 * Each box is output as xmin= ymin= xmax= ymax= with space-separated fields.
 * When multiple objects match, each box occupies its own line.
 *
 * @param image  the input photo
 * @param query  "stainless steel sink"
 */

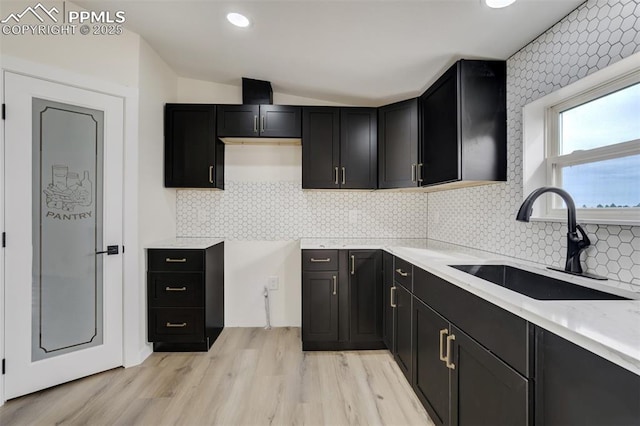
xmin=450 ymin=264 xmax=629 ymax=301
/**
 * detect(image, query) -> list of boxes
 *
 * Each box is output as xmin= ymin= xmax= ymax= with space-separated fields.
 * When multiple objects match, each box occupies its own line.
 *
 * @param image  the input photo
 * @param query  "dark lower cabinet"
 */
xmin=413 ymin=298 xmax=450 ymax=426
xmin=302 ymin=271 xmax=339 ymax=342
xmin=164 ymin=104 xmax=224 ymax=189
xmin=394 ymin=283 xmax=413 ymax=383
xmin=382 ymin=251 xmax=394 ymax=350
xmin=451 ymin=326 xmax=529 ymax=426
xmin=147 ymin=242 xmax=224 ymax=352
xmin=535 ymin=328 xmax=640 ymax=426
xmin=302 ymin=249 xmax=383 ymax=350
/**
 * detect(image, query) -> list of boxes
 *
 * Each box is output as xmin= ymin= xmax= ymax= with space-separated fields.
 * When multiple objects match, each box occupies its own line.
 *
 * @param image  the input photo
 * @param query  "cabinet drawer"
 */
xmin=302 ymin=250 xmax=338 ymax=271
xmin=148 ymin=272 xmax=204 ymax=308
xmin=148 ymin=249 xmax=204 ymax=272
xmin=414 ymin=267 xmax=532 ymax=378
xmin=148 ymin=308 xmax=204 ymax=343
xmin=394 ymin=257 xmax=413 ymax=291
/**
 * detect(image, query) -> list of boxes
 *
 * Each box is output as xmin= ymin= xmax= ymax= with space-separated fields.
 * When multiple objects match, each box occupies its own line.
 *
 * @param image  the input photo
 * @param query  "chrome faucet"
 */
xmin=516 ymin=187 xmax=605 ymax=280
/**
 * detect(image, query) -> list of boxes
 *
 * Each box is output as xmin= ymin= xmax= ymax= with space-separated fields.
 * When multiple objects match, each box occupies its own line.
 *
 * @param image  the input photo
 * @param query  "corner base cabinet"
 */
xmin=302 ymin=249 xmax=383 ymax=350
xmin=147 ymin=242 xmax=224 ymax=351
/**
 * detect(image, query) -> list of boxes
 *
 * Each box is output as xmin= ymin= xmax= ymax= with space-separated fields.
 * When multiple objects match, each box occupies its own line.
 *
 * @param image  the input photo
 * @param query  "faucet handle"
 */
xmin=576 ymin=224 xmax=591 ymax=248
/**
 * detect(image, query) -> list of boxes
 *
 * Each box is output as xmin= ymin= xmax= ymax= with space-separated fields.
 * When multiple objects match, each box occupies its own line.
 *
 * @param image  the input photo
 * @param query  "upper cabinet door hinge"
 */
xmin=2 ymin=104 xmax=5 ymax=120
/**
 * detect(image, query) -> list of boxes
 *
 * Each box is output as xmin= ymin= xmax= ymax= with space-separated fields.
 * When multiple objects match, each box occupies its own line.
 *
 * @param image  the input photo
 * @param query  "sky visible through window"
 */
xmin=559 ymin=83 xmax=640 ymax=209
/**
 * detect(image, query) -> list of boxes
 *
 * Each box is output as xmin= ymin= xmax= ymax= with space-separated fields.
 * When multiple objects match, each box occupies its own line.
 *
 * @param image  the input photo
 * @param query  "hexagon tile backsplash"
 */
xmin=428 ymin=0 xmax=640 ymax=288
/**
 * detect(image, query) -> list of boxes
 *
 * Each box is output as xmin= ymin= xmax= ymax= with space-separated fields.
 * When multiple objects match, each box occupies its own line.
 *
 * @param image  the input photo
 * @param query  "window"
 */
xmin=523 ymin=52 xmax=640 ymax=225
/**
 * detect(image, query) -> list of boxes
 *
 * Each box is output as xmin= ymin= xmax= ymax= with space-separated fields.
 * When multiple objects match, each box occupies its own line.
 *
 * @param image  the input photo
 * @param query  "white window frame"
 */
xmin=522 ymin=52 xmax=640 ymax=226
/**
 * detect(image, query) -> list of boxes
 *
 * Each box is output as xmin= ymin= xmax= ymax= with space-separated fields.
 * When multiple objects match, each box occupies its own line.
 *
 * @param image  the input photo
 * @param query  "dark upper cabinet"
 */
xmin=217 ymin=104 xmax=301 ymax=138
xmin=382 ymin=252 xmax=394 ymax=350
xmin=340 ymin=108 xmax=377 ymax=189
xmin=349 ymin=250 xmax=382 ymax=342
xmin=164 ymin=104 xmax=224 ymax=189
xmin=535 ymin=328 xmax=640 ymax=426
xmin=302 ymin=107 xmax=340 ymax=189
xmin=419 ymin=60 xmax=506 ymax=187
xmin=302 ymin=107 xmax=377 ymax=189
xmin=378 ymin=98 xmax=419 ymax=189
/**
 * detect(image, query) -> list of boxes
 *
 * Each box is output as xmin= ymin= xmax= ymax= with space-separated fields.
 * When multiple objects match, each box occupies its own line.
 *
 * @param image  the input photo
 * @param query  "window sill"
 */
xmin=529 ymin=215 xmax=640 ymax=227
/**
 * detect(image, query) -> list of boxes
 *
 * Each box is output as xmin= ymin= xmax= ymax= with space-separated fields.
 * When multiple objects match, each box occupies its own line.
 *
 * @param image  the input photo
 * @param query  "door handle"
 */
xmin=334 ymin=167 xmax=339 ymax=185
xmin=261 ymin=115 xmax=265 ymax=133
xmin=310 ymin=258 xmax=331 ymax=263
xmin=411 ymin=163 xmax=416 ymax=182
xmin=166 ymin=322 xmax=187 ymax=328
xmin=390 ymin=286 xmax=397 ymax=308
xmin=439 ymin=328 xmax=448 ymax=362
xmin=209 ymin=165 xmax=214 ymax=184
xmin=341 ymin=167 xmax=346 ymax=185
xmin=254 ymin=115 xmax=258 ymax=133
xmin=96 ymin=245 xmax=119 ymax=255
xmin=332 ymin=275 xmax=337 ymax=295
xmin=395 ymin=268 xmax=408 ymax=277
xmin=350 ymin=255 xmax=355 ymax=275
xmin=446 ymin=334 xmax=456 ymax=370
xmin=417 ymin=163 xmax=423 ymax=183
xmin=165 ymin=286 xmax=187 ymax=292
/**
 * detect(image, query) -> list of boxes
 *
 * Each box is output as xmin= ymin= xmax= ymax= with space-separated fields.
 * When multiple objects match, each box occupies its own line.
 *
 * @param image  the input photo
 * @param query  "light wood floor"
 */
xmin=0 ymin=327 xmax=433 ymax=425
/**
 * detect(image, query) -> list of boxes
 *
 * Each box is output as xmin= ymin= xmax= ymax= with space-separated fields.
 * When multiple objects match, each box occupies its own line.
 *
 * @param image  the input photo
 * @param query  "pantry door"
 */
xmin=3 ymin=72 xmax=124 ymax=399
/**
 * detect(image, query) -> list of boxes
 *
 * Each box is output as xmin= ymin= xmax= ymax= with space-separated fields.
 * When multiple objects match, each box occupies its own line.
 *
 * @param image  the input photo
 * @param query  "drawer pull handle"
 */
xmin=439 ymin=329 xmax=448 ymax=362
xmin=390 ymin=286 xmax=397 ymax=308
xmin=166 ymin=322 xmax=187 ymax=328
xmin=310 ymin=258 xmax=331 ymax=263
xmin=165 ymin=258 xmax=187 ymax=263
xmin=395 ymin=268 xmax=408 ymax=277
xmin=165 ymin=286 xmax=187 ymax=292
xmin=334 ymin=167 xmax=339 ymax=185
xmin=209 ymin=165 xmax=214 ymax=184
xmin=332 ymin=275 xmax=337 ymax=295
xmin=446 ymin=334 xmax=456 ymax=370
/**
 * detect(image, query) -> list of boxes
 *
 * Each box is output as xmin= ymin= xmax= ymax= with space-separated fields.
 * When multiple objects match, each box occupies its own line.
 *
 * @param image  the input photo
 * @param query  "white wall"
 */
xmin=136 ymin=38 xmax=178 ymax=357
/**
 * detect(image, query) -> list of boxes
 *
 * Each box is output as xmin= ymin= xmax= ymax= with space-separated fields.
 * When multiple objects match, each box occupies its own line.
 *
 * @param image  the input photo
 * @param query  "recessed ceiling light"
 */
xmin=227 ymin=12 xmax=250 ymax=28
xmin=485 ymin=0 xmax=517 ymax=8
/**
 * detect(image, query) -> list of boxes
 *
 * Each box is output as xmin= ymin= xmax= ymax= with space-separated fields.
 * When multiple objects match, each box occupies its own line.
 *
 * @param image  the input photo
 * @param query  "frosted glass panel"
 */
xmin=32 ymin=99 xmax=104 ymax=361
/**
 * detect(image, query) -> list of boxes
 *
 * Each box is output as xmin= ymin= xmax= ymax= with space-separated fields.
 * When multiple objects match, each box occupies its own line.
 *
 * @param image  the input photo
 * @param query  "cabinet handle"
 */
xmin=334 ymin=167 xmax=339 ymax=185
xmin=417 ymin=163 xmax=423 ymax=183
xmin=209 ymin=165 xmax=214 ymax=184
xmin=390 ymin=286 xmax=397 ymax=308
xmin=254 ymin=115 xmax=258 ymax=133
xmin=165 ymin=258 xmax=187 ymax=263
xmin=166 ymin=322 xmax=187 ymax=328
xmin=165 ymin=286 xmax=187 ymax=292
xmin=351 ymin=255 xmax=355 ymax=275
xmin=310 ymin=257 xmax=331 ymax=263
xmin=439 ymin=328 xmax=448 ymax=361
xmin=332 ymin=275 xmax=337 ymax=295
xmin=341 ymin=167 xmax=346 ymax=185
xmin=446 ymin=334 xmax=456 ymax=370
xmin=411 ymin=163 xmax=416 ymax=182
xmin=395 ymin=268 xmax=408 ymax=277
xmin=261 ymin=115 xmax=265 ymax=133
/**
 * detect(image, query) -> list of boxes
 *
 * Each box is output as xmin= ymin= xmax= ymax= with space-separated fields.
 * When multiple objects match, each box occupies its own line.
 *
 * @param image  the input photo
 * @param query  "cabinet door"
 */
xmin=164 ymin=104 xmax=219 ymax=188
xmin=394 ymin=284 xmax=413 ymax=383
xmin=535 ymin=328 xmax=640 ymax=426
xmin=216 ymin=104 xmax=260 ymax=137
xmin=413 ymin=298 xmax=451 ymax=426
xmin=420 ymin=65 xmax=460 ymax=186
xmin=348 ymin=250 xmax=382 ymax=343
xmin=378 ymin=98 xmax=419 ymax=188
xmin=260 ymin=105 xmax=301 ymax=137
xmin=340 ymin=108 xmax=377 ymax=189
xmin=302 ymin=107 xmax=340 ymax=189
xmin=302 ymin=271 xmax=339 ymax=342
xmin=382 ymin=252 xmax=394 ymax=350
xmin=450 ymin=326 xmax=529 ymax=426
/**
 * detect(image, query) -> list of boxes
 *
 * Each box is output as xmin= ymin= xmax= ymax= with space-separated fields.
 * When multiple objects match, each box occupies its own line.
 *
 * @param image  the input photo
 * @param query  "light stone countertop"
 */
xmin=145 ymin=237 xmax=224 ymax=249
xmin=300 ymin=238 xmax=640 ymax=376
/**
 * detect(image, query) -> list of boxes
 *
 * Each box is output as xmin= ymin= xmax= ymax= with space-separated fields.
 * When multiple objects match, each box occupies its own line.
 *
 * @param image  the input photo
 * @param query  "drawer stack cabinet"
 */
xmin=147 ymin=242 xmax=224 ymax=351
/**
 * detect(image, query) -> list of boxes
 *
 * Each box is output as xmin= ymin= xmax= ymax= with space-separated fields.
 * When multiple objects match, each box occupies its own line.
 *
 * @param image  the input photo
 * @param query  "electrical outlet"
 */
xmin=268 ymin=276 xmax=279 ymax=290
xmin=197 ymin=208 xmax=207 ymax=224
